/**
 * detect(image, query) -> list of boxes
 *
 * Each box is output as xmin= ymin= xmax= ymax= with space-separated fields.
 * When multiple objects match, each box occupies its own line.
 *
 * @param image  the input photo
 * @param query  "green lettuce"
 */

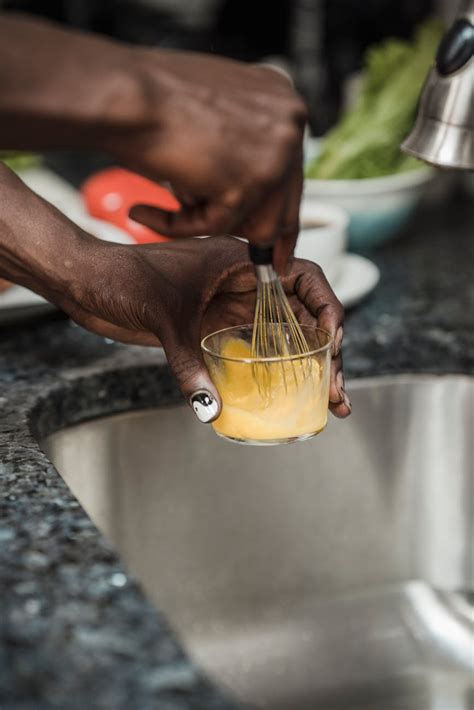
xmin=306 ymin=18 xmax=444 ymax=179
xmin=0 ymin=151 xmax=41 ymax=172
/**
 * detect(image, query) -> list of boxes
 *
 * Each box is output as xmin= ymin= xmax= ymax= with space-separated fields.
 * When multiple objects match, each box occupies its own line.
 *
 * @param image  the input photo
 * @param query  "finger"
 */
xmin=129 ymin=200 xmax=239 ymax=239
xmin=292 ymin=261 xmax=349 ymax=417
xmin=328 ymin=354 xmax=352 ymax=418
xmin=273 ymin=156 xmax=303 ymax=275
xmin=240 ymin=181 xmax=288 ymax=252
xmin=160 ymin=328 xmax=222 ymax=423
xmin=331 ymin=399 xmax=352 ymax=418
xmin=293 ymin=262 xmax=344 ymax=351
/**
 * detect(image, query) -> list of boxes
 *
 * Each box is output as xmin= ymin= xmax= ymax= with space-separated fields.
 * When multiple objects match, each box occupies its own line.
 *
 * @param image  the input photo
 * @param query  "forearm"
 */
xmin=0 ymin=14 xmax=145 ymax=151
xmin=0 ymin=163 xmax=96 ymax=303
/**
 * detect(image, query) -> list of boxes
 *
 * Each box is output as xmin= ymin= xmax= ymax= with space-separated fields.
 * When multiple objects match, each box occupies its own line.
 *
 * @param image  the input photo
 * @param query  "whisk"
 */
xmin=249 ymin=244 xmax=310 ymax=395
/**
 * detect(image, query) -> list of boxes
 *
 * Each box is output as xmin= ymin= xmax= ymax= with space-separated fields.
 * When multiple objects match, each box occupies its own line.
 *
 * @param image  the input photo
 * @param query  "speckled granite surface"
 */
xmin=0 ymin=193 xmax=473 ymax=709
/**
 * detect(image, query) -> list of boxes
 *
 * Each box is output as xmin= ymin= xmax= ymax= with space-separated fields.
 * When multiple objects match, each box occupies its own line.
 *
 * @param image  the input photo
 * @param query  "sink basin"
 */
xmin=42 ymin=375 xmax=474 ymax=709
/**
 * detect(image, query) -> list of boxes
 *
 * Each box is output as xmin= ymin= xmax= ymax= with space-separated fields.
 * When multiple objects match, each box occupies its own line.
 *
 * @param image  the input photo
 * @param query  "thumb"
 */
xmin=161 ymin=330 xmax=222 ymax=424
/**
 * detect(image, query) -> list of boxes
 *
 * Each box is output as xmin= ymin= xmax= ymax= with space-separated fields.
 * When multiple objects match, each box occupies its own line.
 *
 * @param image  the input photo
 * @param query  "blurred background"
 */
xmin=0 ymin=0 xmax=456 ymax=133
xmin=0 ymin=0 xmax=470 ymax=265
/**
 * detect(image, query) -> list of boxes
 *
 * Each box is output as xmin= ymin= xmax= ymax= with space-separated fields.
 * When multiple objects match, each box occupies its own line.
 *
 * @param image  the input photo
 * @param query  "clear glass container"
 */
xmin=201 ymin=324 xmax=332 ymax=446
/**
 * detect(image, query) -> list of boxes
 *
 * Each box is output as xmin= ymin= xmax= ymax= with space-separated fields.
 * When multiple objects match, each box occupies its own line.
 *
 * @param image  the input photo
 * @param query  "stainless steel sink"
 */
xmin=42 ymin=375 xmax=474 ymax=710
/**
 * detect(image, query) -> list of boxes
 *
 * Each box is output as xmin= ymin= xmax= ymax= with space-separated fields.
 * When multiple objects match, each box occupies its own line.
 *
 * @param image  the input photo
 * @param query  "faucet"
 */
xmin=401 ymin=0 xmax=473 ymax=169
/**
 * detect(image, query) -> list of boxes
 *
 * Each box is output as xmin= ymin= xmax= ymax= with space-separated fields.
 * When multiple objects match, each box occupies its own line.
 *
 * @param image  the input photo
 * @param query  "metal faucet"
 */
xmin=401 ymin=0 xmax=474 ymax=169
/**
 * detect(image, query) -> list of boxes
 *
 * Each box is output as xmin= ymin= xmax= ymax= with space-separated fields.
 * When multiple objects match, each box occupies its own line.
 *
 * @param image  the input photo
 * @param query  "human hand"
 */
xmin=0 ymin=165 xmax=349 ymax=420
xmin=106 ymin=51 xmax=307 ymax=272
xmin=1 ymin=18 xmax=306 ymax=271
xmin=57 ymin=235 xmax=350 ymax=421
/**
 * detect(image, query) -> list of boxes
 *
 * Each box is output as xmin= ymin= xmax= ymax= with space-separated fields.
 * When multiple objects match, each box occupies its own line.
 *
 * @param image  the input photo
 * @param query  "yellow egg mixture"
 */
xmin=208 ymin=338 xmax=329 ymax=442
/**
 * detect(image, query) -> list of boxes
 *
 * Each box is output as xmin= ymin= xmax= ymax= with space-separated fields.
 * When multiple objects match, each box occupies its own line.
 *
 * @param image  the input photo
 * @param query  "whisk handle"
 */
xmin=248 ymin=243 xmax=274 ymax=266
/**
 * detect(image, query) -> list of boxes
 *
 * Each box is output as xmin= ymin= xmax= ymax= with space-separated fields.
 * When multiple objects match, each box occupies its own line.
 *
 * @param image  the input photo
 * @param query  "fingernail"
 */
xmin=333 ymin=327 xmax=344 ymax=357
xmin=190 ymin=391 xmax=219 ymax=423
xmin=343 ymin=390 xmax=352 ymax=412
xmin=336 ymin=370 xmax=345 ymax=401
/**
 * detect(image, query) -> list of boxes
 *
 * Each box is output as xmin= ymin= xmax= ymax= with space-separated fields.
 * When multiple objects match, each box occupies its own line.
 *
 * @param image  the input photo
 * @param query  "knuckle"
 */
xmin=251 ymin=123 xmax=304 ymax=187
xmin=296 ymin=258 xmax=324 ymax=276
xmin=310 ymin=261 xmax=324 ymax=276
xmin=221 ymin=189 xmax=239 ymax=208
xmin=221 ymin=188 xmax=242 ymax=211
xmin=254 ymin=110 xmax=274 ymax=133
xmin=273 ymin=122 xmax=300 ymax=150
xmin=252 ymin=159 xmax=280 ymax=188
xmin=293 ymin=260 xmax=344 ymax=315
xmin=289 ymin=97 xmax=309 ymax=125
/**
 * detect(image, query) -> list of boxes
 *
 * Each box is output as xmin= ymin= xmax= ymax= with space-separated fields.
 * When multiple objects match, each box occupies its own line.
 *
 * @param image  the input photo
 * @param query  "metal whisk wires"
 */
xmin=249 ymin=248 xmax=311 ymax=398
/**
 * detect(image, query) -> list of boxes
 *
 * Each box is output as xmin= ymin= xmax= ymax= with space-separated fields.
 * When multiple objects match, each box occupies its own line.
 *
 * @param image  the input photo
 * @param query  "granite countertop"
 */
xmin=0 ymin=193 xmax=473 ymax=709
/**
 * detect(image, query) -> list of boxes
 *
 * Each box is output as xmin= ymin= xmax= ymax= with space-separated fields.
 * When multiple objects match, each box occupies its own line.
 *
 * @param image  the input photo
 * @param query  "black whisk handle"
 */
xmin=248 ymin=243 xmax=274 ymax=266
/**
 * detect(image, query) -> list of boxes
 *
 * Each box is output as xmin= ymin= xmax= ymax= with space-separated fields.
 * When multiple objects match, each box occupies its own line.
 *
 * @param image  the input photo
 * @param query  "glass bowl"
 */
xmin=201 ymin=324 xmax=332 ymax=446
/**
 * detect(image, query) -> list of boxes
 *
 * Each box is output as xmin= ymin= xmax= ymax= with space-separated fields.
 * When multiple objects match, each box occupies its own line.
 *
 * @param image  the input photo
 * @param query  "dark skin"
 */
xmin=0 ymin=14 xmax=351 ymax=418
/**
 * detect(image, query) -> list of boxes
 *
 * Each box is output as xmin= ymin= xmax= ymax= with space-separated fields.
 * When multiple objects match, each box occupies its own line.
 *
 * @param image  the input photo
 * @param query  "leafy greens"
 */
xmin=306 ymin=19 xmax=444 ymax=180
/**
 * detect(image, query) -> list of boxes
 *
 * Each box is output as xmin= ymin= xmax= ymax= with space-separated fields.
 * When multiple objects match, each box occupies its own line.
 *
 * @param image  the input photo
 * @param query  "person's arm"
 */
xmin=0 ymin=162 xmax=94 ymax=302
xmin=0 ymin=164 xmax=350 ymax=418
xmin=0 ymin=13 xmax=307 ymax=270
xmin=0 ymin=15 xmax=349 ymax=418
xmin=0 ymin=14 xmax=142 ymax=151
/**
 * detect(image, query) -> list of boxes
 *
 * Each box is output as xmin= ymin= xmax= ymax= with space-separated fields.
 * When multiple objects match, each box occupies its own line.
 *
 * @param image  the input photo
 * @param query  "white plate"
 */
xmin=332 ymin=253 xmax=380 ymax=309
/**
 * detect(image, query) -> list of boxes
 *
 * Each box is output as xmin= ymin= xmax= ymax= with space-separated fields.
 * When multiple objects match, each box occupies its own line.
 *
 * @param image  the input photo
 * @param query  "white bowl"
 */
xmin=304 ymin=136 xmax=436 ymax=251
xmin=296 ymin=201 xmax=349 ymax=283
xmin=304 ymin=168 xmax=436 ymax=251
